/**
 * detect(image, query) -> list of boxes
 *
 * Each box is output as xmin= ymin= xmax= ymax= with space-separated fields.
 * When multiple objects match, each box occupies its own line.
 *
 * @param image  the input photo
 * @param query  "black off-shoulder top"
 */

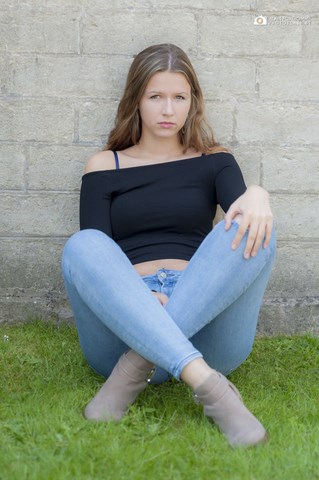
xmin=80 ymin=152 xmax=246 ymax=264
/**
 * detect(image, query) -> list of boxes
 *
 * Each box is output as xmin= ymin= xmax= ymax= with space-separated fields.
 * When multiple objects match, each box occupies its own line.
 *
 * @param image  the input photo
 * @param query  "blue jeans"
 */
xmin=62 ymin=220 xmax=276 ymax=384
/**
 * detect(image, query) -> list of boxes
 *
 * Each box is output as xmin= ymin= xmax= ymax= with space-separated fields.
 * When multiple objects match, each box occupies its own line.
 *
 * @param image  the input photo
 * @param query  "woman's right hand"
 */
xmin=151 ymin=291 xmax=169 ymax=306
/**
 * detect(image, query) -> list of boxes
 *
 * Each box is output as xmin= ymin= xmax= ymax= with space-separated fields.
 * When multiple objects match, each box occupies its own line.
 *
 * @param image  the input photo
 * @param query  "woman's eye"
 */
xmin=150 ymin=95 xmax=160 ymax=100
xmin=176 ymin=95 xmax=186 ymax=100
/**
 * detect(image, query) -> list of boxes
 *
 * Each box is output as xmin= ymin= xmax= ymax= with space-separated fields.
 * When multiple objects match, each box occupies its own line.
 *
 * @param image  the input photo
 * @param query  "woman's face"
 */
xmin=138 ymin=71 xmax=192 ymax=140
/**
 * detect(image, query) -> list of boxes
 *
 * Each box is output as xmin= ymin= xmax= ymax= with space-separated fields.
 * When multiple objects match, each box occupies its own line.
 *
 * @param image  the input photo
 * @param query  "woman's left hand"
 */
xmin=224 ymin=185 xmax=273 ymax=259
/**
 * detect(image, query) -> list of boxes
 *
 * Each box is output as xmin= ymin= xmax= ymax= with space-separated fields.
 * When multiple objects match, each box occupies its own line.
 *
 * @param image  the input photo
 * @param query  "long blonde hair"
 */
xmin=105 ymin=43 xmax=224 ymax=153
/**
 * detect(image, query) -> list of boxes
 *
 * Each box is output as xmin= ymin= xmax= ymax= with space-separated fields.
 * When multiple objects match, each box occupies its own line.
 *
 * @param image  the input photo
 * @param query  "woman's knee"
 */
xmin=214 ymin=219 xmax=277 ymax=255
xmin=62 ymin=229 xmax=112 ymax=271
xmin=64 ymin=229 xmax=110 ymax=255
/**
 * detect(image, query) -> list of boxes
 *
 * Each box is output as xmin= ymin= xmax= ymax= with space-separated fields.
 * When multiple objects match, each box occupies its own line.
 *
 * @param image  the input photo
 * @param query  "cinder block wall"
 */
xmin=1 ymin=1 xmax=318 ymax=333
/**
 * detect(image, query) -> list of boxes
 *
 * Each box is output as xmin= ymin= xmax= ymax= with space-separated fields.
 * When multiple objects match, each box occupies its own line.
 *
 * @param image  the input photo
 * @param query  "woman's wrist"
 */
xmin=246 ymin=184 xmax=269 ymax=198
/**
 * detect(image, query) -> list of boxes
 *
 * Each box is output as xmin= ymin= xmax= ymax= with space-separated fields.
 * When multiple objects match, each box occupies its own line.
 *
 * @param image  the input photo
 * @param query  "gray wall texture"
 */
xmin=0 ymin=0 xmax=318 ymax=333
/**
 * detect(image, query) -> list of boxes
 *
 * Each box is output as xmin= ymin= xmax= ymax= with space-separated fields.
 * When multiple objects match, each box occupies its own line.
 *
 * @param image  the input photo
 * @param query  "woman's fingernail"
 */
xmin=244 ymin=252 xmax=250 ymax=259
xmin=231 ymin=243 xmax=236 ymax=249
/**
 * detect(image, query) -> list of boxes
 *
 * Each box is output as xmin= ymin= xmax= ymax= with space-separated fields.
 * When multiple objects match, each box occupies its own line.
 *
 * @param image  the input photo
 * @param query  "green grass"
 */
xmin=0 ymin=320 xmax=318 ymax=480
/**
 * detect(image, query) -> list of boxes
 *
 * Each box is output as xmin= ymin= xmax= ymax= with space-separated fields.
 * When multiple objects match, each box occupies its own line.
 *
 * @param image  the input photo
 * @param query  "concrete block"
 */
xmin=0 ymin=0 xmax=78 ymax=6
xmin=0 ymin=0 xmax=136 ymax=7
xmin=259 ymin=58 xmax=319 ymax=101
xmin=0 ymin=144 xmax=25 ymax=190
xmin=200 ymin=14 xmax=302 ymax=56
xmin=0 ymin=193 xmax=79 ymax=236
xmin=81 ymin=0 xmax=256 ymax=9
xmin=0 ymin=238 xmax=66 ymax=290
xmin=236 ymin=103 xmax=319 ymax=145
xmin=154 ymin=0 xmax=256 ymax=7
xmin=265 ymin=241 xmax=319 ymax=298
xmin=261 ymin=146 xmax=319 ymax=193
xmin=78 ymin=100 xmax=118 ymax=143
xmin=8 ymin=54 xmax=132 ymax=99
xmin=194 ymin=58 xmax=256 ymax=101
xmin=230 ymin=145 xmax=261 ymax=185
xmin=205 ymin=101 xmax=233 ymax=145
xmin=0 ymin=290 xmax=49 ymax=324
xmin=28 ymin=145 xmax=98 ymax=191
xmin=258 ymin=301 xmax=319 ymax=336
xmin=303 ymin=17 xmax=319 ymax=55
xmin=0 ymin=55 xmax=10 ymax=94
xmin=0 ymin=0 xmax=16 ymax=5
xmin=1 ymin=0 xmax=144 ymax=8
xmin=271 ymin=194 xmax=319 ymax=240
xmin=256 ymin=239 xmax=319 ymax=335
xmin=0 ymin=288 xmax=69 ymax=324
xmin=81 ymin=11 xmax=197 ymax=55
xmin=0 ymin=10 xmax=79 ymax=54
xmin=255 ymin=1 xmax=319 ymax=13
xmin=0 ymin=98 xmax=74 ymax=143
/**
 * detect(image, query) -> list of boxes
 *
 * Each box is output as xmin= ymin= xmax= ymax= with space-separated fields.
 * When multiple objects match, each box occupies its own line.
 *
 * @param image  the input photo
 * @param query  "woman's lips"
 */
xmin=158 ymin=122 xmax=175 ymax=128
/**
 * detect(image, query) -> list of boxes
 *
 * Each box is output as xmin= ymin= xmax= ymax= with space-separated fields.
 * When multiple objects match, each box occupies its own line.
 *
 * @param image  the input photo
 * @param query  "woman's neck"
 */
xmin=134 ymin=134 xmax=186 ymax=161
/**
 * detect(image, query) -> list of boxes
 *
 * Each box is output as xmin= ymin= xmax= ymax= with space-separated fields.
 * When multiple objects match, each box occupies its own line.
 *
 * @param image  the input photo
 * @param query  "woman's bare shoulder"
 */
xmin=84 ymin=150 xmax=116 ymax=174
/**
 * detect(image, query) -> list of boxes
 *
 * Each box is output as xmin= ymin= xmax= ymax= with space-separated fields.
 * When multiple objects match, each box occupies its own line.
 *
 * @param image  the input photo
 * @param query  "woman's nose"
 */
xmin=162 ymin=98 xmax=174 ymax=115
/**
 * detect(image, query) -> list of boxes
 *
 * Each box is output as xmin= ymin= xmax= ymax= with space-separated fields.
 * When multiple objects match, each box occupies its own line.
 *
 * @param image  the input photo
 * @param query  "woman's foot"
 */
xmin=84 ymin=350 xmax=154 ymax=421
xmin=194 ymin=372 xmax=268 ymax=447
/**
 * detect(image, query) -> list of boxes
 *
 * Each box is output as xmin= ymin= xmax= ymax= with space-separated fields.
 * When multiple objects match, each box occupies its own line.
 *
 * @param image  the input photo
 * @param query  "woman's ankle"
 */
xmin=125 ymin=349 xmax=154 ymax=371
xmin=181 ymin=358 xmax=219 ymax=390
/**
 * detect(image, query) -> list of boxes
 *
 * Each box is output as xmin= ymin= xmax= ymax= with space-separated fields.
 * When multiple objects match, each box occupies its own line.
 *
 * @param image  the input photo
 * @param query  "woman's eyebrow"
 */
xmin=146 ymin=90 xmax=190 ymax=95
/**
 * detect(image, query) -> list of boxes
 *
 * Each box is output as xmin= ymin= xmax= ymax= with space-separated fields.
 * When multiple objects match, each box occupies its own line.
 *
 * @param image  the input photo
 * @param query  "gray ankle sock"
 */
xmin=84 ymin=351 xmax=154 ymax=422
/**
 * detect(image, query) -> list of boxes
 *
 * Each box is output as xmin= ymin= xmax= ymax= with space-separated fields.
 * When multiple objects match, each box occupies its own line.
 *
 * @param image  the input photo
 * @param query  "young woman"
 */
xmin=62 ymin=44 xmax=276 ymax=447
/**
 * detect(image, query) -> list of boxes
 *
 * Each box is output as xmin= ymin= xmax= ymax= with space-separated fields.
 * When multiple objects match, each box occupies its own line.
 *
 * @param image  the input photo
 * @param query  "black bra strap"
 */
xmin=113 ymin=151 xmax=120 ymax=169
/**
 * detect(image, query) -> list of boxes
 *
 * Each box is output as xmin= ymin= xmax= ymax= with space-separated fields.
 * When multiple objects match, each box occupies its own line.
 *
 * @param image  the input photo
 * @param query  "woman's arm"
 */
xmin=214 ymin=153 xmax=273 ymax=259
xmin=224 ymin=185 xmax=273 ymax=259
xmin=80 ymin=152 xmax=116 ymax=236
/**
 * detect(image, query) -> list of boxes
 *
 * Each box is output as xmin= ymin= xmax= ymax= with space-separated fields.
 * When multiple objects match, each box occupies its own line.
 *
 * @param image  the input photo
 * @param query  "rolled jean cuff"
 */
xmin=172 ymin=351 xmax=203 ymax=380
